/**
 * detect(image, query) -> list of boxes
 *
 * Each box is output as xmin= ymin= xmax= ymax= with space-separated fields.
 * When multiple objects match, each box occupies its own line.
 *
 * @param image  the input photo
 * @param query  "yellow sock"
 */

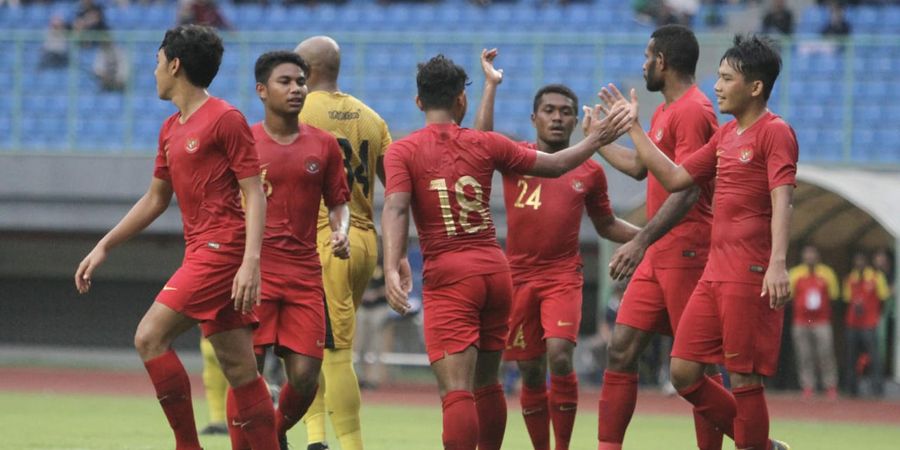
xmin=324 ymin=348 xmax=363 ymax=450
xmin=200 ymin=337 xmax=227 ymax=424
xmin=303 ymin=370 xmax=328 ymax=444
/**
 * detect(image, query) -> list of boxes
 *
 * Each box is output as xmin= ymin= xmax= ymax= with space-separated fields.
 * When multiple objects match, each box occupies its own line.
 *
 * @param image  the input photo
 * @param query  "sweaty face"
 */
xmin=713 ymin=58 xmax=755 ymax=116
xmin=643 ymin=40 xmax=664 ymax=92
xmin=532 ymin=92 xmax=577 ymax=149
xmin=154 ymin=49 xmax=174 ymax=100
xmin=260 ymin=63 xmax=307 ymax=116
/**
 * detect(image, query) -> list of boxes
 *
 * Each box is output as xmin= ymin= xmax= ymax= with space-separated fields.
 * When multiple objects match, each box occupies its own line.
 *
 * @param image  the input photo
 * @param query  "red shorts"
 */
xmin=503 ymin=273 xmax=583 ymax=361
xmin=615 ymin=259 xmax=704 ymax=336
xmin=671 ymin=280 xmax=784 ymax=376
xmin=156 ymin=245 xmax=257 ymax=338
xmin=254 ymin=269 xmax=326 ymax=359
xmin=422 ymin=271 xmax=513 ymax=364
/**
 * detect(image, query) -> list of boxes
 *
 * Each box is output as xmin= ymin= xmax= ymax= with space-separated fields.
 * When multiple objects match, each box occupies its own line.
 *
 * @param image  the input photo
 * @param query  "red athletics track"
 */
xmin=2 ymin=366 xmax=899 ymax=426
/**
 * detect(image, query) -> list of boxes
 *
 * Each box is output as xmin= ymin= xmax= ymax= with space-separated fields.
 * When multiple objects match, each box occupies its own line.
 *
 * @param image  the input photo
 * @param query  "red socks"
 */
xmin=693 ymin=373 xmax=726 ymax=450
xmin=520 ymin=383 xmax=551 ymax=450
xmin=733 ymin=385 xmax=770 ymax=450
xmin=597 ymin=370 xmax=638 ymax=448
xmin=144 ymin=350 xmax=201 ymax=450
xmin=442 ymin=390 xmax=478 ymax=450
xmin=474 ymin=384 xmax=507 ymax=450
xmin=230 ymin=376 xmax=279 ymax=450
xmin=677 ymin=375 xmax=736 ymax=439
xmin=549 ymin=373 xmax=578 ymax=450
xmin=226 ymin=388 xmax=251 ymax=450
xmin=276 ymin=382 xmax=317 ymax=437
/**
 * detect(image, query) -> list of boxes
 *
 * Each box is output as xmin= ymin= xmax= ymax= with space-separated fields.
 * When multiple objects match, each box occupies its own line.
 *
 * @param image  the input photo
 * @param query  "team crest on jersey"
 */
xmin=738 ymin=147 xmax=754 ymax=164
xmin=654 ymin=128 xmax=664 ymax=142
xmin=185 ymin=137 xmax=200 ymax=153
xmin=571 ymin=179 xmax=585 ymax=192
xmin=305 ymin=157 xmax=321 ymax=174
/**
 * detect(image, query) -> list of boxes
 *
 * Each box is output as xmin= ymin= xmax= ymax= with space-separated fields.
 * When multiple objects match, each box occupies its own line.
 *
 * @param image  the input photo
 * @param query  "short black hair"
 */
xmin=721 ymin=34 xmax=782 ymax=100
xmin=255 ymin=51 xmax=309 ymax=84
xmin=416 ymin=54 xmax=469 ymax=111
xmin=159 ymin=25 xmax=224 ymax=88
xmin=532 ymin=84 xmax=578 ymax=113
xmin=650 ymin=24 xmax=699 ymax=77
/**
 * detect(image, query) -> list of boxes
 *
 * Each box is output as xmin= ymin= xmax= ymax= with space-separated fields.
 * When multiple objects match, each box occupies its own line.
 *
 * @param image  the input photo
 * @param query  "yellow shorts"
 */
xmin=318 ymin=226 xmax=378 ymax=349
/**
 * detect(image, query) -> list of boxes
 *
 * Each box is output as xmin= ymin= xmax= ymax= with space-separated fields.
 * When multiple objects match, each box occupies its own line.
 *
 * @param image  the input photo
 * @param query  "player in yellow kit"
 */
xmin=294 ymin=35 xmax=392 ymax=450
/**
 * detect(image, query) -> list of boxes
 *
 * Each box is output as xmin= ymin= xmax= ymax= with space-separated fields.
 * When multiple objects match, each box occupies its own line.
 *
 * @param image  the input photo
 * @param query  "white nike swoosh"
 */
xmin=162 ymin=286 xmax=177 ymax=291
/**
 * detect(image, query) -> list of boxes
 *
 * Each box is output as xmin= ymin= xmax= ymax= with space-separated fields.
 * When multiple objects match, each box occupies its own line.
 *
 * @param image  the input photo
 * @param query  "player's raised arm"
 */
xmin=763 ymin=184 xmax=793 ymax=309
xmin=232 ymin=175 xmax=265 ymax=314
xmin=75 ymin=177 xmax=173 ymax=294
xmin=328 ymin=202 xmax=351 ymax=259
xmin=601 ymin=84 xmax=696 ymax=192
xmin=474 ymin=48 xmax=503 ymax=132
xmin=527 ymin=101 xmax=633 ymax=178
xmin=583 ymin=89 xmax=648 ymax=180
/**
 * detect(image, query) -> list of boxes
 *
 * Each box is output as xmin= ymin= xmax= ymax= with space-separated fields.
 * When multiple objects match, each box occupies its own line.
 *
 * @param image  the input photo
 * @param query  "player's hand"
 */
xmin=585 ymin=100 xmax=633 ymax=146
xmin=74 ymin=246 xmax=108 ymax=294
xmin=599 ymin=84 xmax=640 ymax=128
xmin=609 ymin=239 xmax=646 ymax=281
xmin=232 ymin=259 xmax=261 ymax=314
xmin=761 ymin=261 xmax=790 ymax=309
xmin=331 ymin=231 xmax=350 ymax=260
xmin=481 ymin=48 xmax=503 ymax=85
xmin=385 ymin=259 xmax=413 ymax=315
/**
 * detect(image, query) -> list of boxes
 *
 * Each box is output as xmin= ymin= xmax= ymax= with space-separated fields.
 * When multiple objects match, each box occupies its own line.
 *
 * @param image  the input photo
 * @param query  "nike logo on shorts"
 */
xmin=725 ymin=352 xmax=740 ymax=359
xmin=557 ymin=320 xmax=574 ymax=327
xmin=162 ymin=286 xmax=178 ymax=291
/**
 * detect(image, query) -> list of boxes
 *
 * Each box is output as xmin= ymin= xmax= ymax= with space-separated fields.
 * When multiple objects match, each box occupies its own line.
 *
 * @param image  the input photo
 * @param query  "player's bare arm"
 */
xmin=75 ymin=177 xmax=174 ymax=294
xmin=232 ymin=175 xmax=265 ymax=314
xmin=609 ymin=186 xmax=700 ymax=280
xmin=528 ymin=102 xmax=633 ymax=178
xmin=582 ymin=105 xmax=648 ymax=180
xmin=376 ymin=156 xmax=386 ymax=186
xmin=473 ymin=48 xmax=502 ymax=132
xmin=601 ymin=83 xmax=695 ymax=191
xmin=328 ymin=202 xmax=351 ymax=259
xmin=382 ymin=192 xmax=413 ymax=315
xmin=763 ymin=184 xmax=793 ymax=309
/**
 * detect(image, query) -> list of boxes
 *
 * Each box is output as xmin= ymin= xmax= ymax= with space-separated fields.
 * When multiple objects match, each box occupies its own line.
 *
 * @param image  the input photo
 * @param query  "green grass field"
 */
xmin=2 ymin=391 xmax=899 ymax=449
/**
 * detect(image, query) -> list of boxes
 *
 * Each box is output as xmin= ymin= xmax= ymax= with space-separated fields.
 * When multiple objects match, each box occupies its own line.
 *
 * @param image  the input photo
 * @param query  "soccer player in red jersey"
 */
xmin=381 ymin=55 xmax=634 ymax=450
xmin=601 ymin=34 xmax=797 ymax=450
xmin=225 ymin=51 xmax=352 ymax=450
xmin=74 ymin=25 xmax=279 ymax=450
xmin=474 ymin=49 xmax=639 ymax=450
xmin=588 ymin=26 xmax=723 ymax=450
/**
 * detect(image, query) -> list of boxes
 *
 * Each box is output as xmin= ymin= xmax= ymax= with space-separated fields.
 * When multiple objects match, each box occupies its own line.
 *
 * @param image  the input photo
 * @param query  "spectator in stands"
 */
xmin=178 ymin=0 xmax=231 ymax=30
xmin=92 ymin=40 xmax=129 ymax=92
xmin=39 ymin=14 xmax=70 ymax=70
xmin=842 ymin=250 xmax=890 ymax=396
xmin=762 ymin=0 xmax=794 ymax=35
xmin=72 ymin=0 xmax=109 ymax=46
xmin=873 ymin=248 xmax=895 ymax=291
xmin=355 ymin=264 xmax=390 ymax=390
xmin=788 ymin=244 xmax=840 ymax=400
xmin=821 ymin=2 xmax=852 ymax=36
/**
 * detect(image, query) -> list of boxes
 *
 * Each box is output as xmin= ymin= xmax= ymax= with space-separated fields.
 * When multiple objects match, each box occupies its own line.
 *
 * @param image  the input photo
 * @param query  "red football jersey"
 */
xmin=682 ymin=111 xmax=798 ymax=284
xmin=645 ymin=86 xmax=718 ymax=268
xmin=384 ymin=123 xmax=537 ymax=287
xmin=252 ymin=123 xmax=350 ymax=275
xmin=154 ymin=97 xmax=259 ymax=253
xmin=504 ymin=143 xmax=612 ymax=280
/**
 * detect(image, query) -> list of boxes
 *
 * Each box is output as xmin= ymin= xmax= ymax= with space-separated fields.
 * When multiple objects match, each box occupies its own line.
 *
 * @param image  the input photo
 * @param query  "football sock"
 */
xmin=232 ymin=376 xmax=279 ymax=450
xmin=597 ymin=370 xmax=638 ymax=447
xmin=474 ymin=384 xmax=506 ymax=450
xmin=733 ymin=385 xmax=769 ymax=450
xmin=520 ymin=383 xmax=551 ymax=450
xmin=549 ymin=373 xmax=578 ymax=450
xmin=200 ymin=338 xmax=228 ymax=424
xmin=678 ymin=375 xmax=736 ymax=439
xmin=277 ymin=382 xmax=318 ymax=437
xmin=693 ymin=373 xmax=726 ymax=450
xmin=144 ymin=350 xmax=201 ymax=450
xmin=442 ymin=390 xmax=478 ymax=450
xmin=322 ymin=349 xmax=363 ymax=450
xmin=226 ymin=388 xmax=250 ymax=450
xmin=302 ymin=371 xmax=328 ymax=445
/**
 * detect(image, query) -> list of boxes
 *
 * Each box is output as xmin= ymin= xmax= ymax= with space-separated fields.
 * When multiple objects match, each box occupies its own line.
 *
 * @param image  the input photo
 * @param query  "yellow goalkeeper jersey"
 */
xmin=300 ymin=90 xmax=392 ymax=230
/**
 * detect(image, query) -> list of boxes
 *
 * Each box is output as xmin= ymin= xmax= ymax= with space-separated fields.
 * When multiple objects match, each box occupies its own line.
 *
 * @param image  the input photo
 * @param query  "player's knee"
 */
xmin=518 ymin=362 xmax=545 ymax=388
xmin=134 ymin=328 xmax=166 ymax=360
xmin=607 ymin=341 xmax=638 ymax=373
xmin=669 ymin=359 xmax=701 ymax=391
xmin=547 ymin=351 xmax=574 ymax=376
